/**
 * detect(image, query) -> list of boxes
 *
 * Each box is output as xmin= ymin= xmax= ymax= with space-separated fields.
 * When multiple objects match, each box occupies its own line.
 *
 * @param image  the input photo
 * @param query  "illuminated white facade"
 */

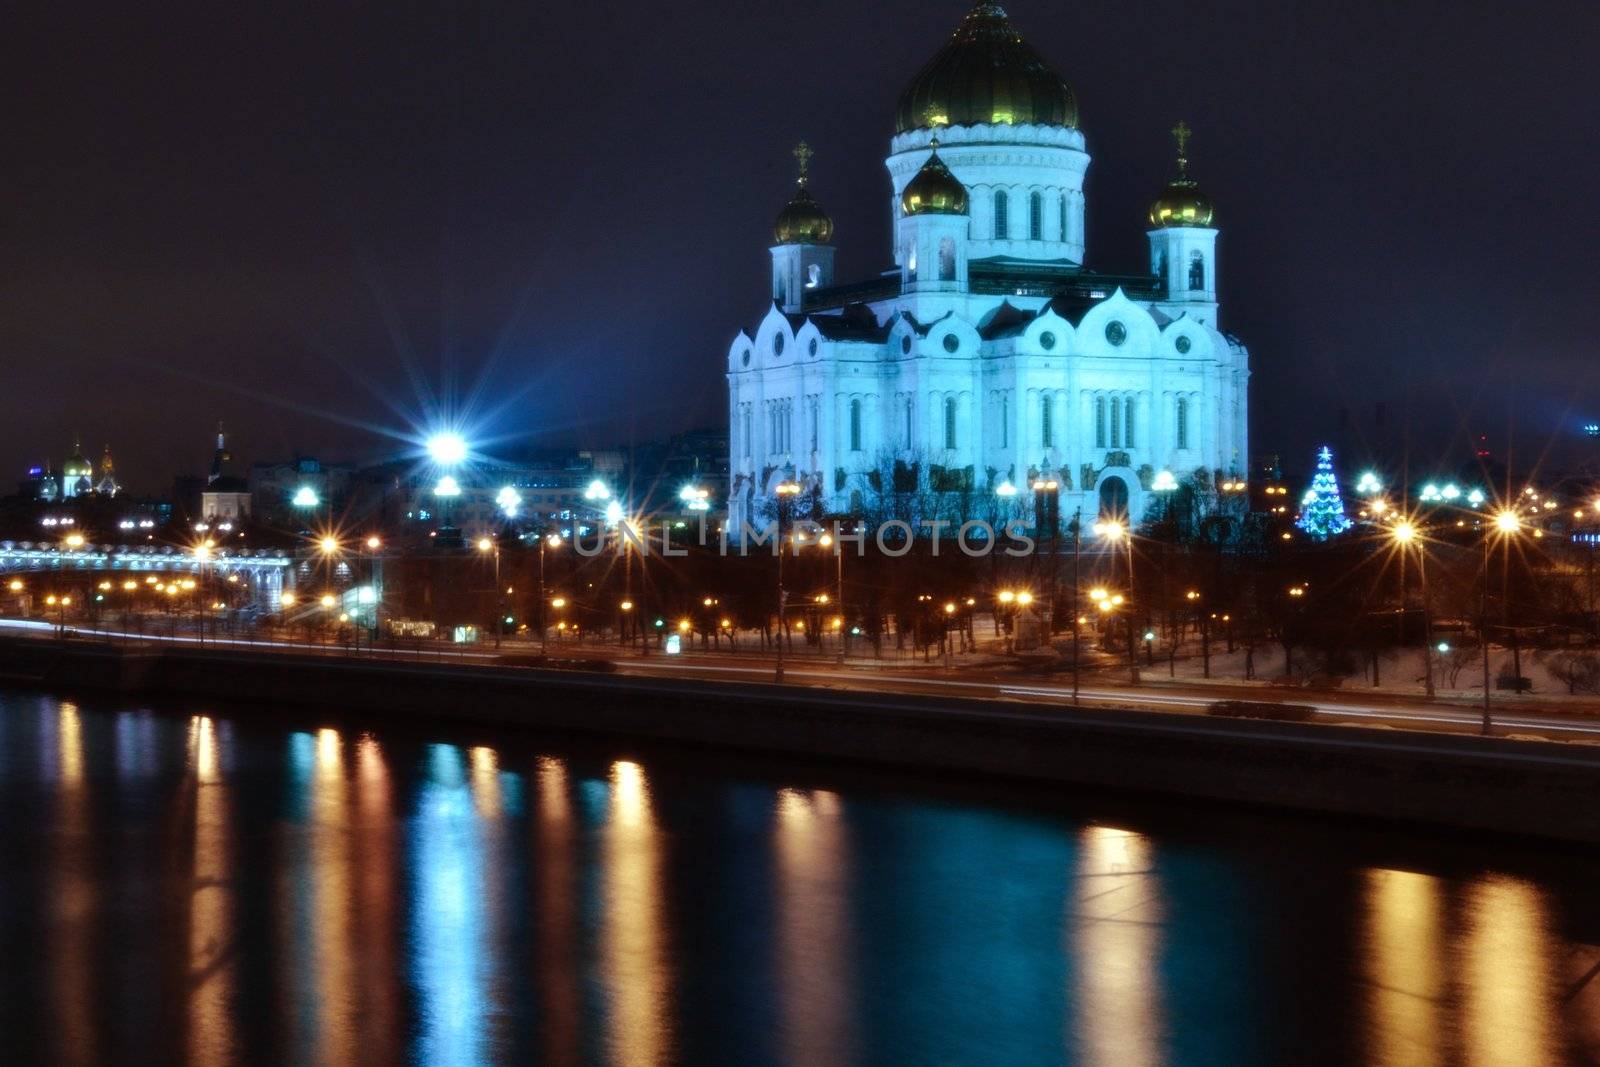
xmin=726 ymin=1 xmax=1249 ymax=530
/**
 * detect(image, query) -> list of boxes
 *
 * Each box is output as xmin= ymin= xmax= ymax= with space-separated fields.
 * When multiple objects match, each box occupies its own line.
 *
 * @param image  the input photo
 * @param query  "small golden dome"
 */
xmin=1149 ymin=120 xmax=1216 ymax=228
xmin=1149 ymin=178 xmax=1214 ymax=228
xmin=773 ymin=140 xmax=834 ymax=245
xmin=63 ymin=441 xmax=93 ymax=478
xmin=774 ymin=185 xmax=834 ymax=245
xmin=901 ymin=145 xmax=969 ymax=216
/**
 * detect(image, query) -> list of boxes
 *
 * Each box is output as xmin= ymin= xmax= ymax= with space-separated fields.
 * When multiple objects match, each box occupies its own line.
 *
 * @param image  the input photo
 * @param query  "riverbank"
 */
xmin=3 ymin=633 xmax=1599 ymax=843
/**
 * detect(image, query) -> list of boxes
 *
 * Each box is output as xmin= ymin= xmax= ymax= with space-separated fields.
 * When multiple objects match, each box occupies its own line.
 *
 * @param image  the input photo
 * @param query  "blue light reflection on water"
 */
xmin=0 ymin=689 xmax=1596 ymax=1064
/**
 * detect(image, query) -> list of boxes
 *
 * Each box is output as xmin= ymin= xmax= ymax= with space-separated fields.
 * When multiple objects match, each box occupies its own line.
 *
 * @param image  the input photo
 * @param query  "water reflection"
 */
xmin=1364 ymin=868 xmax=1444 ymax=1067
xmin=1071 ymin=824 xmax=1165 ymax=1067
xmin=535 ymin=756 xmax=580 ymax=1062
xmin=601 ymin=759 xmax=673 ymax=1065
xmin=773 ymin=788 xmax=854 ymax=1065
xmin=411 ymin=744 xmax=489 ymax=1066
xmin=1 ymin=691 xmax=1598 ymax=1063
xmin=353 ymin=734 xmax=399 ymax=1059
xmin=312 ymin=728 xmax=355 ymax=1067
xmin=53 ymin=702 xmax=94 ymax=1066
xmin=187 ymin=715 xmax=234 ymax=1065
xmin=1463 ymin=875 xmax=1556 ymax=1066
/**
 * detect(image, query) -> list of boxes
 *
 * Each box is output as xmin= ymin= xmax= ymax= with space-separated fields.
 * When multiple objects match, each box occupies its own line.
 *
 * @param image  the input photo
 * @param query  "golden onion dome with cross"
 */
xmin=900 ymin=137 xmax=970 ymax=215
xmin=1149 ymin=121 xmax=1216 ymax=228
xmin=895 ymin=2 xmax=1078 ymax=133
xmin=773 ymin=141 xmax=835 ymax=245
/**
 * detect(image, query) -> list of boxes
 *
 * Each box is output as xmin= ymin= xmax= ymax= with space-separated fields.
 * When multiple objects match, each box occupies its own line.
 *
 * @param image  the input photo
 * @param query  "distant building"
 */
xmin=249 ymin=456 xmax=357 ymax=528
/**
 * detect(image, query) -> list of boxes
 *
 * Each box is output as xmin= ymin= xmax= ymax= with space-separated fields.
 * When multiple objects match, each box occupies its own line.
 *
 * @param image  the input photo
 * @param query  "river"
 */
xmin=0 ymin=688 xmax=1596 ymax=1065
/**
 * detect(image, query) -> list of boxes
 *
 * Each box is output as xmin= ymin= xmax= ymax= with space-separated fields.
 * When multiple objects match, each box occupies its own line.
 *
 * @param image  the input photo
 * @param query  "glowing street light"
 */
xmin=496 ymin=486 xmax=522 ymax=518
xmin=292 ymin=486 xmax=321 ymax=508
xmin=280 ymin=591 xmax=296 ymax=608
xmin=1151 ymin=469 xmax=1179 ymax=492
xmin=583 ymin=479 xmax=612 ymax=501
xmin=320 ymin=593 xmax=337 ymax=609
xmin=1355 ymin=471 xmax=1383 ymax=495
xmin=319 ymin=536 xmax=340 ymax=556
xmin=434 ymin=475 xmax=462 ymax=498
xmin=1493 ymin=510 xmax=1521 ymax=534
xmin=995 ymin=480 xmax=1018 ymax=498
xmin=427 ymin=432 xmax=468 ymax=467
xmin=604 ymin=500 xmax=624 ymax=525
xmin=1391 ymin=521 xmax=1416 ymax=545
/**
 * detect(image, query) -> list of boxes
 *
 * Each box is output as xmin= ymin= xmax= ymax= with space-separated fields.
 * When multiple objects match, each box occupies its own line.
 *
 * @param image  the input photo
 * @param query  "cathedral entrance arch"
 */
xmin=1098 ymin=475 xmax=1130 ymax=521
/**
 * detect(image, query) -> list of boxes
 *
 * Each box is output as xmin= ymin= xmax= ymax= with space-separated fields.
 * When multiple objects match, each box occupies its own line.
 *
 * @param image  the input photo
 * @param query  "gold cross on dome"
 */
xmin=1171 ymin=120 xmax=1191 ymax=156
xmin=793 ymin=141 xmax=813 ymax=185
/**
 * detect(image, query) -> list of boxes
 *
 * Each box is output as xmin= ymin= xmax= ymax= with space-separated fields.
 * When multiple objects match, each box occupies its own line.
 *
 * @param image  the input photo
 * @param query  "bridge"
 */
xmin=0 ymin=541 xmax=292 ymax=607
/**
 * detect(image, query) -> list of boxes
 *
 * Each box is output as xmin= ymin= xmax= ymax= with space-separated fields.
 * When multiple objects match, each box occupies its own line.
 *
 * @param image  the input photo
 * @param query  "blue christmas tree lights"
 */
xmin=1296 ymin=445 xmax=1354 ymax=540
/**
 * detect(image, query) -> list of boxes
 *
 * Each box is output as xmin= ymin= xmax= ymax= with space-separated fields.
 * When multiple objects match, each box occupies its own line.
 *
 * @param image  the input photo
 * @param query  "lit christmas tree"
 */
xmin=1295 ymin=445 xmax=1354 ymax=540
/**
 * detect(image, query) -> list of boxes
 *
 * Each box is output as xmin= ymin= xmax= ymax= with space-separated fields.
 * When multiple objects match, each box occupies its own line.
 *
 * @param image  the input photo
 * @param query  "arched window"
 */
xmin=1156 ymin=251 xmax=1168 ymax=285
xmin=809 ymin=399 xmax=819 ymax=451
xmin=903 ymin=396 xmax=913 ymax=448
xmin=1095 ymin=396 xmax=1107 ymax=449
xmin=1123 ymin=397 xmax=1135 ymax=448
xmin=1000 ymin=394 xmax=1009 ymax=448
xmin=849 ymin=398 xmax=862 ymax=452
xmin=1060 ymin=194 xmax=1069 ymax=242
xmin=742 ymin=407 xmax=752 ymax=460
xmin=1176 ymin=397 xmax=1189 ymax=450
xmin=944 ymin=396 xmax=958 ymax=450
xmin=1188 ymin=251 xmax=1205 ymax=292
xmin=1029 ymin=191 xmax=1043 ymax=240
xmin=994 ymin=190 xmax=1009 ymax=239
xmin=1041 ymin=393 xmax=1053 ymax=448
xmin=938 ymin=237 xmax=956 ymax=282
xmin=1110 ymin=397 xmax=1122 ymax=450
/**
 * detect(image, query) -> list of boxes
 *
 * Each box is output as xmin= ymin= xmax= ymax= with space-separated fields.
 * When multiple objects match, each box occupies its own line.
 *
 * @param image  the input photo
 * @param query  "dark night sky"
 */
xmin=3 ymin=1 xmax=1597 ymax=491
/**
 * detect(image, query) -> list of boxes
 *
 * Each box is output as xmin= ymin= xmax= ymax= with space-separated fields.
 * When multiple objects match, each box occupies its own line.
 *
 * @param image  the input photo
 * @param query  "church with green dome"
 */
xmin=727 ymin=0 xmax=1249 ymax=531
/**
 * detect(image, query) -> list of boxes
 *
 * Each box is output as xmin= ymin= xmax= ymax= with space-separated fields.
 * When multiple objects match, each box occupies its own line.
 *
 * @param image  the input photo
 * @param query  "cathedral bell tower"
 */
xmin=1147 ymin=121 xmax=1220 ymax=326
xmin=895 ymin=135 xmax=970 ymax=297
xmin=770 ymin=141 xmax=835 ymax=313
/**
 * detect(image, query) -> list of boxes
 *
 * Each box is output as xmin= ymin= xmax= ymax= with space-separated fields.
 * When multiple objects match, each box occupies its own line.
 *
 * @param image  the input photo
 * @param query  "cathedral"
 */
xmin=726 ymin=0 xmax=1249 ymax=531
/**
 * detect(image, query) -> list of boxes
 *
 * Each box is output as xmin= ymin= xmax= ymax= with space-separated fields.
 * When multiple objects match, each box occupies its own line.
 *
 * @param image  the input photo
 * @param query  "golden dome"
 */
xmin=774 ymin=186 xmax=834 ymax=245
xmin=63 ymin=442 xmax=92 ymax=478
xmin=1149 ymin=121 xmax=1216 ymax=228
xmin=895 ymin=2 xmax=1078 ymax=134
xmin=901 ymin=145 xmax=969 ymax=215
xmin=773 ymin=140 xmax=834 ymax=245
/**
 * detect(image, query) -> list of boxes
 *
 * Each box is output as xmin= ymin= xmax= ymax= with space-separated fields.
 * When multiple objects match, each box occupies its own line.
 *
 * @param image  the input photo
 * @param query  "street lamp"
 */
xmin=1390 ymin=520 xmax=1435 ymax=698
xmin=538 ymin=532 xmax=562 ymax=656
xmin=1095 ymin=520 xmax=1138 ymax=683
xmin=1032 ymin=477 xmax=1060 ymax=635
xmin=427 ymin=432 xmax=469 ymax=467
xmin=774 ymin=478 xmax=803 ymax=682
xmin=477 ymin=536 xmax=502 ymax=648
xmin=1480 ymin=509 xmax=1524 ymax=733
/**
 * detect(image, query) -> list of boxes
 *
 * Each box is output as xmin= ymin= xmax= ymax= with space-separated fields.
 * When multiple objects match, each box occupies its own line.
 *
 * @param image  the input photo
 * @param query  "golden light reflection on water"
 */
xmin=774 ymin=788 xmax=854 ymax=1065
xmin=312 ymin=728 xmax=355 ymax=1067
xmin=1463 ymin=874 xmax=1556 ymax=1066
xmin=354 ymin=734 xmax=399 ymax=1061
xmin=188 ymin=715 xmax=234 ymax=1066
xmin=1071 ymin=825 xmax=1164 ymax=1067
xmin=470 ymin=746 xmax=501 ymax=817
xmin=602 ymin=759 xmax=673 ymax=1065
xmin=1363 ymin=868 xmax=1444 ymax=1067
xmin=536 ymin=757 xmax=580 ymax=1062
xmin=53 ymin=703 xmax=94 ymax=1066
